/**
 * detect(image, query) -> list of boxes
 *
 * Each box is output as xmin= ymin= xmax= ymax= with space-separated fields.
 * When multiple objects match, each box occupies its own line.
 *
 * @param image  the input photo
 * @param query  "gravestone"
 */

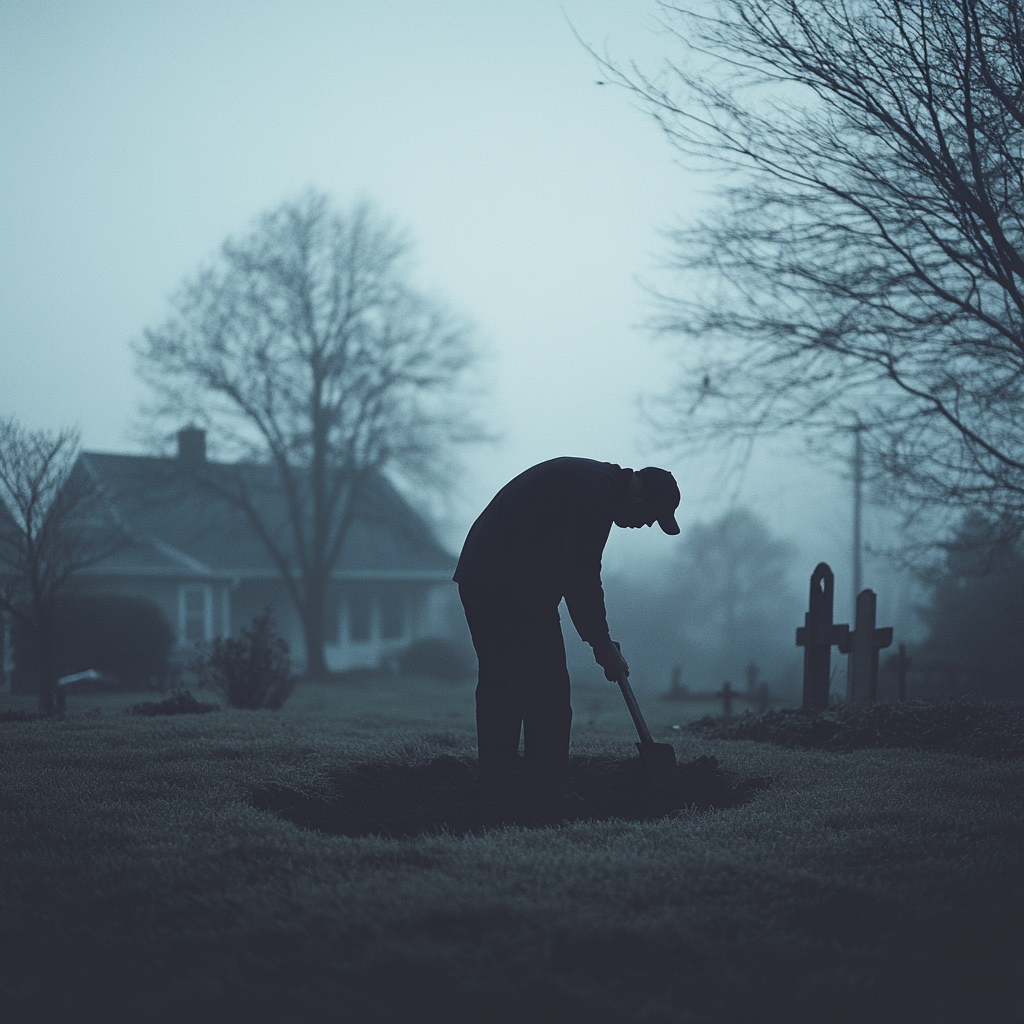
xmin=796 ymin=563 xmax=851 ymax=710
xmin=847 ymin=589 xmax=894 ymax=704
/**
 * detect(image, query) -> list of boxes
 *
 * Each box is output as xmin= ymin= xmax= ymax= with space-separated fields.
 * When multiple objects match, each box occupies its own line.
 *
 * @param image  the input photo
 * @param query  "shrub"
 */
xmin=396 ymin=636 xmax=475 ymax=681
xmin=11 ymin=593 xmax=175 ymax=693
xmin=203 ymin=610 xmax=296 ymax=709
xmin=0 ymin=709 xmax=38 ymax=723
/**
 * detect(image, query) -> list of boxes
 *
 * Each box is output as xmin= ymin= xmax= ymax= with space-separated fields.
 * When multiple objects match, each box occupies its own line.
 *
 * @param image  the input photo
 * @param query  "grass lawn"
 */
xmin=2 ymin=677 xmax=1022 ymax=1023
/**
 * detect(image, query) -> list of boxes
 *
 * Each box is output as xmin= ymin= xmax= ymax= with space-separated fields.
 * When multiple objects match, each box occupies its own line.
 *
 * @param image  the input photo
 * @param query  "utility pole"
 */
xmin=852 ymin=419 xmax=864 ymax=610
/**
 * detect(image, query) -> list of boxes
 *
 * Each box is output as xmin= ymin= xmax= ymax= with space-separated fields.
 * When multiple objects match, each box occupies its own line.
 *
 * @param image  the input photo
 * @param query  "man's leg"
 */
xmin=459 ymin=583 xmax=524 ymax=790
xmin=519 ymin=607 xmax=572 ymax=790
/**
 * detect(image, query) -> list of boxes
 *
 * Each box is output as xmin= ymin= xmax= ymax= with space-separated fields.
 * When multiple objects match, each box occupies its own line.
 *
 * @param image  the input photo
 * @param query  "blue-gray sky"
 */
xmin=1 ymin=0 xmax=900 ymax=621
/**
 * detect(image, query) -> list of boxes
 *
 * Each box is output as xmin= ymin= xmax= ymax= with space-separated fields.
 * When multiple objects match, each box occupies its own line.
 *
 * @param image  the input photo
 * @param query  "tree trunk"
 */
xmin=35 ymin=619 xmax=59 ymax=718
xmin=301 ymin=582 xmax=329 ymax=681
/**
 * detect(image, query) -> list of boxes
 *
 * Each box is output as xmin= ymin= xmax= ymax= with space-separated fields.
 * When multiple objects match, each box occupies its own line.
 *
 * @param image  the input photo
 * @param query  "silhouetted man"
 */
xmin=454 ymin=458 xmax=680 ymax=797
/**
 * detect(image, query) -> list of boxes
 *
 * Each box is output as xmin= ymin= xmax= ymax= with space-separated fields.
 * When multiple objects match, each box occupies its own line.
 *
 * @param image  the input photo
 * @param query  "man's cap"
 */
xmin=636 ymin=467 xmax=681 ymax=535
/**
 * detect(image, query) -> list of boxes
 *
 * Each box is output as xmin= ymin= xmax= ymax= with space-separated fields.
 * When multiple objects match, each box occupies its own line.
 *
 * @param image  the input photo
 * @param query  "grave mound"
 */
xmin=685 ymin=699 xmax=1024 ymax=758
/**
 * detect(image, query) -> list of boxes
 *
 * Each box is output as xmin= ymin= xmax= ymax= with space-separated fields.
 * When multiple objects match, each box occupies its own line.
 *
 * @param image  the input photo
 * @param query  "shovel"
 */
xmin=615 ymin=670 xmax=678 ymax=792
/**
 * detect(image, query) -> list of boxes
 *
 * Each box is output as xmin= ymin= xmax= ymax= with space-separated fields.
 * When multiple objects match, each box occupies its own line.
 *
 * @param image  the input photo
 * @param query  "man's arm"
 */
xmin=560 ymin=482 xmax=629 ymax=680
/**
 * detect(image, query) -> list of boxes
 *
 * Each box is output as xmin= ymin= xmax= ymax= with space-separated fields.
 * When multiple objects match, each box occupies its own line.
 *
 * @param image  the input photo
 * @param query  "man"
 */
xmin=454 ymin=458 xmax=681 ymax=797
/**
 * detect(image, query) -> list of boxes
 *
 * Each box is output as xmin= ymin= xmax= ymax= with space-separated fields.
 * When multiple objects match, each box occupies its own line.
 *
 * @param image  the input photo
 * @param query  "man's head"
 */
xmin=614 ymin=467 xmax=681 ymax=534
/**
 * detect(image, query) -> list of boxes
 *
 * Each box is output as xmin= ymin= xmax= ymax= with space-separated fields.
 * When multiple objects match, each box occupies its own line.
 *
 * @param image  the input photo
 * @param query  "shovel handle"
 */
xmin=616 ymin=671 xmax=655 ymax=747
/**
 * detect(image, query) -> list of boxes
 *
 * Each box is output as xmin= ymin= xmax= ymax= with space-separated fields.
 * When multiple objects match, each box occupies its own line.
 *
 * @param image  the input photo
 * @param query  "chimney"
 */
xmin=177 ymin=426 xmax=206 ymax=466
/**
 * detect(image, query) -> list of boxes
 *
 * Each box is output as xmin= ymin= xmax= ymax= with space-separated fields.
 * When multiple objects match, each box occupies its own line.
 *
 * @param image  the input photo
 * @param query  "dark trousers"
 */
xmin=458 ymin=582 xmax=572 ymax=787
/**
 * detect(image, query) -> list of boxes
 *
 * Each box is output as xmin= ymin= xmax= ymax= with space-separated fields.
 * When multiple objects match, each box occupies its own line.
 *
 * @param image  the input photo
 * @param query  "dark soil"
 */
xmin=251 ymin=753 xmax=772 ymax=838
xmin=684 ymin=698 xmax=1024 ymax=758
xmin=0 ymin=709 xmax=38 ymax=723
xmin=126 ymin=690 xmax=221 ymax=716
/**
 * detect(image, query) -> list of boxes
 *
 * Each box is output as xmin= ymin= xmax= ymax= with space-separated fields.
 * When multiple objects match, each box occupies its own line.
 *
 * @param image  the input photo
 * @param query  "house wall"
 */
xmin=325 ymin=581 xmax=454 ymax=672
xmin=73 ymin=575 xmax=460 ymax=676
xmin=76 ymin=576 xmax=233 ymax=653
xmin=230 ymin=579 xmax=458 ymax=673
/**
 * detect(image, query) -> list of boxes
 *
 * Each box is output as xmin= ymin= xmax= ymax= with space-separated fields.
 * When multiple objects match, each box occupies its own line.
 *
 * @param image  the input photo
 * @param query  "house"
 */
xmin=74 ymin=428 xmax=460 ymax=673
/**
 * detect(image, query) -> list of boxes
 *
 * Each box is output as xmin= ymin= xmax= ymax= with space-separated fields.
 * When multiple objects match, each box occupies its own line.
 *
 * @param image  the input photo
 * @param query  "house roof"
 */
xmin=79 ymin=451 xmax=456 ymax=582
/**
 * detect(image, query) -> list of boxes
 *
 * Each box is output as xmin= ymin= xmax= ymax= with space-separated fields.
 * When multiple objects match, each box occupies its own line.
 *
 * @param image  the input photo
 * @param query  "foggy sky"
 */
xmin=0 ymin=0 xmax=905 ymax=627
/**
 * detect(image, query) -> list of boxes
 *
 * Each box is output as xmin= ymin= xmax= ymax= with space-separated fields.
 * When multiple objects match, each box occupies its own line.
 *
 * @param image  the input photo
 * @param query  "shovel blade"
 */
xmin=636 ymin=740 xmax=678 ymax=792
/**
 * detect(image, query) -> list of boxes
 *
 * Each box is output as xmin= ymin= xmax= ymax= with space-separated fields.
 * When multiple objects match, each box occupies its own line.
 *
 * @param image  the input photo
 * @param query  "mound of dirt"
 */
xmin=126 ymin=690 xmax=221 ymax=717
xmin=251 ymin=753 xmax=771 ymax=838
xmin=684 ymin=699 xmax=1024 ymax=758
xmin=0 ymin=709 xmax=38 ymax=723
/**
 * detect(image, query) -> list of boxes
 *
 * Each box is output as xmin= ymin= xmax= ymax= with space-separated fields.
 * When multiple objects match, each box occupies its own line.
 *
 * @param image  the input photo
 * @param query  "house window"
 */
xmin=348 ymin=591 xmax=372 ymax=643
xmin=180 ymin=585 xmax=212 ymax=644
xmin=380 ymin=593 xmax=406 ymax=640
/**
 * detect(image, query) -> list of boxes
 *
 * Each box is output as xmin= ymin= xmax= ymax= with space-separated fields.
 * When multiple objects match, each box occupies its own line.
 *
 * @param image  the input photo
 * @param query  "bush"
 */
xmin=202 ymin=610 xmax=296 ymax=709
xmin=11 ymin=593 xmax=175 ymax=693
xmin=395 ymin=636 xmax=475 ymax=681
xmin=0 ymin=709 xmax=38 ymax=723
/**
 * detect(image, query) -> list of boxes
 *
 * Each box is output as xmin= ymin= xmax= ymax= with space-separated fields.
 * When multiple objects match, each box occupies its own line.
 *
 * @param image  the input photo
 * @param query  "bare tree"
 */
xmin=602 ymin=507 xmax=800 ymax=694
xmin=135 ymin=191 xmax=483 ymax=677
xmin=604 ymin=1 xmax=1024 ymax=532
xmin=0 ymin=420 xmax=122 ymax=715
xmin=672 ymin=508 xmax=799 ymax=688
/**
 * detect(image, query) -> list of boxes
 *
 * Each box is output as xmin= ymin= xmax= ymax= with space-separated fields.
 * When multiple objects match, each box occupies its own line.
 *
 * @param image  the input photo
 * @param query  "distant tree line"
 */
xmin=571 ymin=506 xmax=1021 ymax=704
xmin=566 ymin=509 xmax=804 ymax=700
xmin=913 ymin=512 xmax=1024 ymax=700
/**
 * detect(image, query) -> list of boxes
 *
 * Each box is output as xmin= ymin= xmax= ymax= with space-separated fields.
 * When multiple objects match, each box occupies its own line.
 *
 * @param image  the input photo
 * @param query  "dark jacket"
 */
xmin=454 ymin=458 xmax=632 ymax=646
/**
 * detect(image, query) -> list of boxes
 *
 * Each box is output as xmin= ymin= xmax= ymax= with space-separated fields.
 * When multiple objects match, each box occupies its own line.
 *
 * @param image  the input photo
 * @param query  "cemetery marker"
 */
xmin=796 ymin=563 xmax=851 ymax=710
xmin=847 ymin=589 xmax=894 ymax=704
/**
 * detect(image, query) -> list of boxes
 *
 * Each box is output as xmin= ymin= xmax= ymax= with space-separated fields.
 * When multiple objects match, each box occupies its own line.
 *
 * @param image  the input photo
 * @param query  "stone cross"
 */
xmin=796 ymin=563 xmax=851 ymax=710
xmin=847 ymin=589 xmax=894 ymax=704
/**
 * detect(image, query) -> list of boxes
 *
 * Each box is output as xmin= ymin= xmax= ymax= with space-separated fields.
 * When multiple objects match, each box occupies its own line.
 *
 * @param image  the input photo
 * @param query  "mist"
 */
xmin=0 ymin=3 xmax=904 ymax=581
xmin=2 ymin=7 xmax=1019 ymax=1021
xmin=0 ymin=0 xmax=933 ymax=698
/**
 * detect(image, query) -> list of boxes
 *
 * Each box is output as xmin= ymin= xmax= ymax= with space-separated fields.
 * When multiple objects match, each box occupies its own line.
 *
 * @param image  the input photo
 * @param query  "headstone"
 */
xmin=796 ymin=563 xmax=851 ymax=710
xmin=847 ymin=589 xmax=894 ymax=704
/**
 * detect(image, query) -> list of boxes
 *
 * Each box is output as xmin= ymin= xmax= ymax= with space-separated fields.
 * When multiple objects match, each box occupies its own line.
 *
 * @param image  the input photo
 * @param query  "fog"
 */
xmin=0 ymin=1 xmax=920 ymax=645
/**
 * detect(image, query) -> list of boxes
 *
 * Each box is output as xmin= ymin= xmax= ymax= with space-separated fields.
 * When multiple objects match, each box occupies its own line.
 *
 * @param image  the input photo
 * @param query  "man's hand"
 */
xmin=593 ymin=638 xmax=629 ymax=682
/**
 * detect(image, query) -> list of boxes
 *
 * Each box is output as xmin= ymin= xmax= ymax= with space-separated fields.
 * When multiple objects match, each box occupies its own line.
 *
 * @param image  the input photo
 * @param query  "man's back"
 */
xmin=454 ymin=458 xmax=631 ymax=638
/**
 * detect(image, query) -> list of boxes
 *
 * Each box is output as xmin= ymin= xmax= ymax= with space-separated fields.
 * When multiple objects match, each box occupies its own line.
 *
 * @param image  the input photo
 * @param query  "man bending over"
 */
xmin=454 ymin=458 xmax=680 ymax=797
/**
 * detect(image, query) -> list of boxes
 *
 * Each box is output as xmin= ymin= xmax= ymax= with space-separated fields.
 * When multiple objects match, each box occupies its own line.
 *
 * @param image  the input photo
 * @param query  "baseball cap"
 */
xmin=636 ymin=467 xmax=681 ymax=535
